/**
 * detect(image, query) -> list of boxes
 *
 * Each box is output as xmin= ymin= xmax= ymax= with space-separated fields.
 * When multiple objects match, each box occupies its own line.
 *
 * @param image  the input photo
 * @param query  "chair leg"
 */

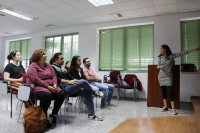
xmin=17 ymin=101 xmax=23 ymax=123
xmin=16 ymin=100 xmax=19 ymax=110
xmin=96 ymin=97 xmax=97 ymax=111
xmin=124 ymin=89 xmax=126 ymax=99
xmin=59 ymin=109 xmax=62 ymax=122
xmin=117 ymin=88 xmax=120 ymax=101
xmin=64 ymin=98 xmax=67 ymax=122
xmin=133 ymin=88 xmax=136 ymax=102
xmin=11 ymin=93 xmax=12 ymax=118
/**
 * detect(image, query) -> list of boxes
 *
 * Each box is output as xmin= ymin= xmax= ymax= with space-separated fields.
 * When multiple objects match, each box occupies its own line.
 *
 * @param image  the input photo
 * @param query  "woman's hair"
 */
xmin=50 ymin=52 xmax=63 ymax=64
xmin=31 ymin=49 xmax=45 ymax=63
xmin=7 ymin=50 xmax=19 ymax=60
xmin=71 ymin=56 xmax=80 ymax=69
xmin=49 ymin=57 xmax=54 ymax=65
xmin=158 ymin=44 xmax=172 ymax=57
xmin=65 ymin=61 xmax=70 ymax=65
xmin=29 ymin=57 xmax=32 ymax=65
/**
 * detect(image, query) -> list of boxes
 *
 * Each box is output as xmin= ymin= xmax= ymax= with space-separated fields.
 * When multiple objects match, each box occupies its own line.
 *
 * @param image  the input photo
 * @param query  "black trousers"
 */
xmin=35 ymin=91 xmax=65 ymax=117
xmin=160 ymin=86 xmax=175 ymax=101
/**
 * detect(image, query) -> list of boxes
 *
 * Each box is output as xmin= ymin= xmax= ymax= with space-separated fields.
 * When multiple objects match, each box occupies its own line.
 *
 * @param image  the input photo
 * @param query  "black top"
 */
xmin=69 ymin=66 xmax=86 ymax=80
xmin=4 ymin=63 xmax=25 ymax=79
xmin=51 ymin=64 xmax=74 ymax=85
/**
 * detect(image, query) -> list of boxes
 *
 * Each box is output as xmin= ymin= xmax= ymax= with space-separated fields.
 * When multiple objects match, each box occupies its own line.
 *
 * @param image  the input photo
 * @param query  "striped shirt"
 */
xmin=158 ymin=50 xmax=187 ymax=86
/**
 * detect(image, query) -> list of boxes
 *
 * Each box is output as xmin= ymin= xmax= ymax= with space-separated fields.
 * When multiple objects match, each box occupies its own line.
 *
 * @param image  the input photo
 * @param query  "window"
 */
xmin=181 ymin=20 xmax=200 ymax=69
xmin=45 ymin=33 xmax=79 ymax=63
xmin=99 ymin=24 xmax=154 ymax=71
xmin=9 ymin=39 xmax=31 ymax=68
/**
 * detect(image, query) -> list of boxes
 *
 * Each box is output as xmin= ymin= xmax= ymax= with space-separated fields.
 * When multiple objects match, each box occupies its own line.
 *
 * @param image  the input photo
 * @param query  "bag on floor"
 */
xmin=23 ymin=106 xmax=46 ymax=133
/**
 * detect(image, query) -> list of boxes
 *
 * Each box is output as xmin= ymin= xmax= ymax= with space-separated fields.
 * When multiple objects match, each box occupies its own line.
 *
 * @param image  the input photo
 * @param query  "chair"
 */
xmin=17 ymin=85 xmax=31 ymax=123
xmin=0 ymin=80 xmax=9 ymax=101
xmin=1 ymin=72 xmax=18 ymax=118
xmin=118 ymin=74 xmax=139 ymax=102
xmin=103 ymin=71 xmax=120 ymax=84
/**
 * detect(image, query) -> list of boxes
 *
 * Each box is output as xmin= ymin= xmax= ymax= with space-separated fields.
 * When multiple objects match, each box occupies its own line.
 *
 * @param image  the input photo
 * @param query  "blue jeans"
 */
xmin=92 ymin=82 xmax=114 ymax=105
xmin=64 ymin=79 xmax=95 ymax=115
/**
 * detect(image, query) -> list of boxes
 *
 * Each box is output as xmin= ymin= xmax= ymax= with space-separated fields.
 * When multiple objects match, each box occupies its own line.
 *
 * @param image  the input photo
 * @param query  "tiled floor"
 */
xmin=0 ymin=95 xmax=194 ymax=133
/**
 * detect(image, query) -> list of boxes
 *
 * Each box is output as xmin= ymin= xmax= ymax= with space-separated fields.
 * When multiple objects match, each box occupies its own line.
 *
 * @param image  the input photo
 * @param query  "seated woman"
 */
xmin=64 ymin=61 xmax=70 ymax=71
xmin=68 ymin=55 xmax=103 ymax=97
xmin=4 ymin=50 xmax=25 ymax=88
xmin=27 ymin=49 xmax=65 ymax=129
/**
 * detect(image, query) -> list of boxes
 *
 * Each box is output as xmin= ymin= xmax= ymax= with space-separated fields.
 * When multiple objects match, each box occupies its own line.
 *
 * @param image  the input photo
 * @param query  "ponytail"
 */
xmin=7 ymin=50 xmax=18 ymax=60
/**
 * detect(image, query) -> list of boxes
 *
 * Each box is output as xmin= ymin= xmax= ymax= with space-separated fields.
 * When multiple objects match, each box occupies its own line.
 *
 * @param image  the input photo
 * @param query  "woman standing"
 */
xmin=157 ymin=44 xmax=200 ymax=115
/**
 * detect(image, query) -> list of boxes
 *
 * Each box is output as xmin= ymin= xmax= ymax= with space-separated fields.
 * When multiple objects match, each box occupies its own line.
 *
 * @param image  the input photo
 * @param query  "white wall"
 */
xmin=0 ymin=37 xmax=2 ymax=71
xmin=1 ymin=11 xmax=200 ymax=102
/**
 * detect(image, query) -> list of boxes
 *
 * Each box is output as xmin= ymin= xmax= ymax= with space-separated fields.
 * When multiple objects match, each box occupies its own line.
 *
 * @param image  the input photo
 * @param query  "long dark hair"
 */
xmin=7 ymin=50 xmax=19 ymax=60
xmin=71 ymin=56 xmax=80 ymax=69
xmin=158 ymin=44 xmax=172 ymax=58
xmin=50 ymin=52 xmax=63 ymax=64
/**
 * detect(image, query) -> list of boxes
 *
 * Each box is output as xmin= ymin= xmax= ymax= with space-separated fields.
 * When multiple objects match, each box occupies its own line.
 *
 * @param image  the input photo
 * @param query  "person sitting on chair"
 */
xmin=69 ymin=55 xmax=104 ymax=97
xmin=27 ymin=49 xmax=65 ymax=129
xmin=4 ymin=50 xmax=25 ymax=89
xmin=51 ymin=52 xmax=103 ymax=121
xmin=83 ymin=58 xmax=116 ymax=110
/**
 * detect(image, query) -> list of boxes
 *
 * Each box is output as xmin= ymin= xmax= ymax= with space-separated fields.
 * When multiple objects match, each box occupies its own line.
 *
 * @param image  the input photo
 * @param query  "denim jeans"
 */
xmin=64 ymin=79 xmax=95 ymax=115
xmin=92 ymin=82 xmax=114 ymax=105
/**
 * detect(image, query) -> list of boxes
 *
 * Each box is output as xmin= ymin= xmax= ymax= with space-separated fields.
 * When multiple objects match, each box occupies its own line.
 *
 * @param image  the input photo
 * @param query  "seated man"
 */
xmin=83 ymin=58 xmax=116 ymax=110
xmin=51 ymin=53 xmax=103 ymax=121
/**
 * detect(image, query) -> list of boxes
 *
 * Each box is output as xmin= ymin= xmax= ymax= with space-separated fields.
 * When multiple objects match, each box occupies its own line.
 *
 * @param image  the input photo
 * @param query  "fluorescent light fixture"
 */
xmin=0 ymin=7 xmax=38 ymax=21
xmin=88 ymin=0 xmax=114 ymax=7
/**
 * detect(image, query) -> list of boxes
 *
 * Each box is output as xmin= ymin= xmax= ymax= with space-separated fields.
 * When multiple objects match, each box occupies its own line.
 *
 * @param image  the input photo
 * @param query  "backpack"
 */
xmin=23 ymin=106 xmax=46 ymax=133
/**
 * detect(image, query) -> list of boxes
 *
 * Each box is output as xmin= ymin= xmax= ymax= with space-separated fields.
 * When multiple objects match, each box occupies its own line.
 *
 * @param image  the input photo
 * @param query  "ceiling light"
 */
xmin=0 ymin=7 xmax=38 ymax=21
xmin=88 ymin=0 xmax=114 ymax=7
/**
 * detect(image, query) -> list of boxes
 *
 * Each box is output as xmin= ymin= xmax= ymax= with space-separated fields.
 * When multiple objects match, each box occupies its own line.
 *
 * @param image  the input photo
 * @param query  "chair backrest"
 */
xmin=0 ymin=82 xmax=8 ymax=95
xmin=124 ymin=74 xmax=137 ymax=84
xmin=18 ymin=86 xmax=30 ymax=101
xmin=109 ymin=71 xmax=120 ymax=80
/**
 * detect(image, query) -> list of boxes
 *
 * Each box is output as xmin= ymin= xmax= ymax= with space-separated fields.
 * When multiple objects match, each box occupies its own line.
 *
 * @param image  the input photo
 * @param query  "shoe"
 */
xmin=161 ymin=106 xmax=168 ymax=112
xmin=100 ymin=105 xmax=110 ymax=110
xmin=106 ymin=103 xmax=116 ymax=107
xmin=93 ymin=91 xmax=104 ymax=98
xmin=66 ymin=100 xmax=73 ymax=105
xmin=88 ymin=114 xmax=103 ymax=121
xmin=172 ymin=109 xmax=178 ymax=115
xmin=49 ymin=114 xmax=57 ymax=125
xmin=46 ymin=119 xmax=54 ymax=130
xmin=98 ymin=91 xmax=104 ymax=98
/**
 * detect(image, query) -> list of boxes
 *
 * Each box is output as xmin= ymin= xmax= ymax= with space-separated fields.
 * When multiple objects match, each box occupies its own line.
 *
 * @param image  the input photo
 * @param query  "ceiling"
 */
xmin=0 ymin=0 xmax=200 ymax=37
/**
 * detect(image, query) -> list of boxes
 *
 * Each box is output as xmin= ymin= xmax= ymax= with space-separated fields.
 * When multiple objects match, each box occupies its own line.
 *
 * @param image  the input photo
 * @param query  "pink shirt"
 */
xmin=83 ymin=67 xmax=95 ymax=78
xmin=27 ymin=62 xmax=61 ymax=93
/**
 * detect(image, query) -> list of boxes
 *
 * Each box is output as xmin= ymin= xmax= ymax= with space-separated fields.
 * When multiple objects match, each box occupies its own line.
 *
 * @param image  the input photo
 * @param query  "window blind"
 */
xmin=181 ymin=20 xmax=200 ymax=69
xmin=99 ymin=24 xmax=154 ymax=71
